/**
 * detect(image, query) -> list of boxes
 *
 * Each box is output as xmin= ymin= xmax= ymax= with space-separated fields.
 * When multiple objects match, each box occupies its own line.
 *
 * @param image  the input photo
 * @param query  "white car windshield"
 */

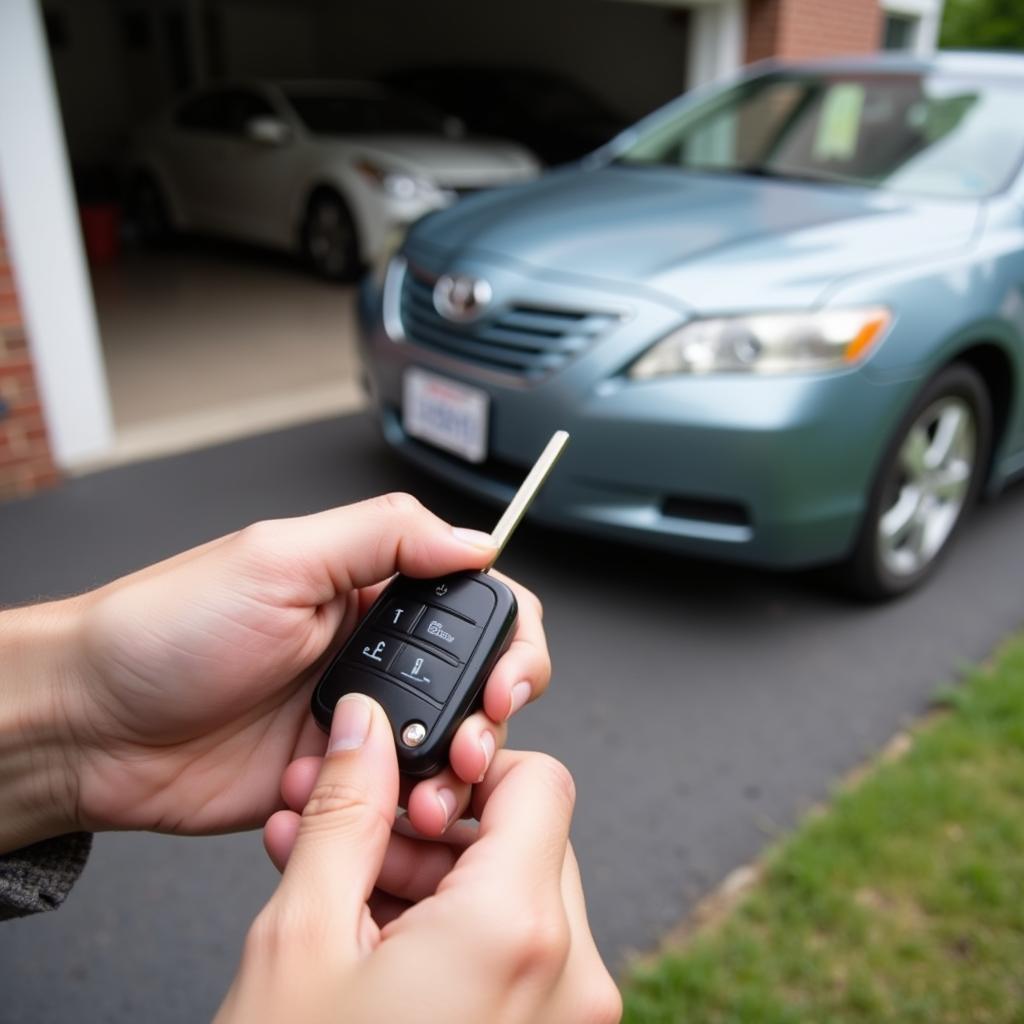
xmin=285 ymin=91 xmax=450 ymax=136
xmin=617 ymin=71 xmax=1024 ymax=199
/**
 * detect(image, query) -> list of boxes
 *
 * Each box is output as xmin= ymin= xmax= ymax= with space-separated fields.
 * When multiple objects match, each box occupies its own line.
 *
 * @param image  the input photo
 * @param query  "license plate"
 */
xmin=403 ymin=368 xmax=489 ymax=463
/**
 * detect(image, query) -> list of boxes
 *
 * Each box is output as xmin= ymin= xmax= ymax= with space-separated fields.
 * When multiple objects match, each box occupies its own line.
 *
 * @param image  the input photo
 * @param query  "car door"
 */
xmin=212 ymin=88 xmax=305 ymax=248
xmin=161 ymin=90 xmax=239 ymax=232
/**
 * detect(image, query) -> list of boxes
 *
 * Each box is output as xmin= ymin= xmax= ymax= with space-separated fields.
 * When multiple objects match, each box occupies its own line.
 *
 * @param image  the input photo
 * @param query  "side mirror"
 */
xmin=246 ymin=116 xmax=291 ymax=146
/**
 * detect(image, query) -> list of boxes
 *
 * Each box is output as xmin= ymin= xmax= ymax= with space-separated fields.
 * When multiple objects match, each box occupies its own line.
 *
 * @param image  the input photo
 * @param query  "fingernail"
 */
xmin=451 ymin=526 xmax=496 ymax=550
xmin=507 ymin=681 xmax=532 ymax=720
xmin=477 ymin=730 xmax=496 ymax=784
xmin=437 ymin=787 xmax=458 ymax=830
xmin=328 ymin=693 xmax=373 ymax=752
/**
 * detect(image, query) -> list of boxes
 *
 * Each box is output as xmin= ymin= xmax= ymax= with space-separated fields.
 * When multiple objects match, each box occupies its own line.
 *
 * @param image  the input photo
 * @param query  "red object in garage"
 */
xmin=79 ymin=203 xmax=121 ymax=264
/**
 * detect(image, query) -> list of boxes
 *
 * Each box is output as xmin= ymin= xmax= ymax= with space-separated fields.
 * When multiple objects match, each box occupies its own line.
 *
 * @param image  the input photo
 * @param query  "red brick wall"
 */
xmin=746 ymin=0 xmax=882 ymax=64
xmin=0 ymin=212 xmax=59 ymax=500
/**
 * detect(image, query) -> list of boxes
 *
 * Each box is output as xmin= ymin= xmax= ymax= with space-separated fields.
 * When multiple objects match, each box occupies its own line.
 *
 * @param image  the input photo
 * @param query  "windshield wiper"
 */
xmin=611 ymin=159 xmax=856 ymax=187
xmin=734 ymin=165 xmax=849 ymax=186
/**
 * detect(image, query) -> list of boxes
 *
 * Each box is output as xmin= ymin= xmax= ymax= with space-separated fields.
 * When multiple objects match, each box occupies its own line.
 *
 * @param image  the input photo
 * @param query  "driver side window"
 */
xmin=175 ymin=90 xmax=276 ymax=136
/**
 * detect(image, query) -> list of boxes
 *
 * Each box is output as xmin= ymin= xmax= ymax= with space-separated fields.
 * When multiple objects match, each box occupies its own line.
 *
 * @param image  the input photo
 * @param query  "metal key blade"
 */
xmin=486 ymin=430 xmax=570 ymax=569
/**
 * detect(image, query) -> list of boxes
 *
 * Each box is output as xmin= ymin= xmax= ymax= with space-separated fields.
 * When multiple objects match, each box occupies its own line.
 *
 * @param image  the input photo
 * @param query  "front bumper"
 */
xmin=357 ymin=252 xmax=919 ymax=569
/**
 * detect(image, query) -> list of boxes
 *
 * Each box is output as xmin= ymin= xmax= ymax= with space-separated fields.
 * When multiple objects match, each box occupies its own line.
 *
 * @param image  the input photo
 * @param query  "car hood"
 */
xmin=319 ymin=134 xmax=539 ymax=186
xmin=408 ymin=164 xmax=982 ymax=310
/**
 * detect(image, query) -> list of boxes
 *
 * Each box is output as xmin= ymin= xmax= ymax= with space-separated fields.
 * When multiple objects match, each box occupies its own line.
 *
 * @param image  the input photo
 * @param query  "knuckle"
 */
xmin=245 ymin=902 xmax=329 ymax=964
xmin=244 ymin=906 xmax=294 ymax=962
xmin=535 ymin=649 xmax=553 ymax=691
xmin=518 ymin=584 xmax=544 ymax=621
xmin=243 ymin=907 xmax=277 ymax=961
xmin=585 ymin=976 xmax=624 ymax=1024
xmin=303 ymin=779 xmax=372 ymax=820
xmin=236 ymin=518 xmax=279 ymax=550
xmin=301 ymin=780 xmax=385 ymax=844
xmin=233 ymin=519 xmax=288 ymax=567
xmin=374 ymin=491 xmax=425 ymax=518
xmin=533 ymin=753 xmax=577 ymax=811
xmin=503 ymin=905 xmax=571 ymax=979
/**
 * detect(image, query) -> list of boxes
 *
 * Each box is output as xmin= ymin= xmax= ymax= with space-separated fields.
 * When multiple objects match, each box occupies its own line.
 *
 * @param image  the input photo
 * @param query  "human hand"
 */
xmin=0 ymin=495 xmax=550 ymax=851
xmin=217 ymin=694 xmax=621 ymax=1024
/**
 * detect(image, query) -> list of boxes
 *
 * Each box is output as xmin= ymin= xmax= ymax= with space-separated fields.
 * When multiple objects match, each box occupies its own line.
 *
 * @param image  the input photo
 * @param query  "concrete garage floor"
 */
xmin=90 ymin=240 xmax=365 ymax=464
xmin=2 ymin=412 xmax=1024 ymax=1022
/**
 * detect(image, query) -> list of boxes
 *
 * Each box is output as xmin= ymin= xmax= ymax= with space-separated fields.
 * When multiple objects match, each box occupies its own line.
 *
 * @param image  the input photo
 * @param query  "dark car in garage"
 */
xmin=385 ymin=66 xmax=630 ymax=166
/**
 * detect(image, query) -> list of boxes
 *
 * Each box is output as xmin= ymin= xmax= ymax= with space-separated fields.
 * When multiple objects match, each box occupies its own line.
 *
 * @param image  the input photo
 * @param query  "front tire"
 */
xmin=301 ymin=190 xmax=361 ymax=281
xmin=841 ymin=363 xmax=991 ymax=600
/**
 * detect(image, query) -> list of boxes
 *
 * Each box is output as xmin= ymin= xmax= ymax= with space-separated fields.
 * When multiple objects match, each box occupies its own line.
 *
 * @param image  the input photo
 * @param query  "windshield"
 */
xmin=286 ymin=91 xmax=449 ymax=135
xmin=616 ymin=71 xmax=1024 ymax=199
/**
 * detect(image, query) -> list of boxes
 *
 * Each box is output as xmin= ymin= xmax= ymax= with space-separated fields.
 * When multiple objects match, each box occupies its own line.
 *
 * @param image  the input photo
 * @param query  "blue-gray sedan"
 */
xmin=357 ymin=52 xmax=1024 ymax=597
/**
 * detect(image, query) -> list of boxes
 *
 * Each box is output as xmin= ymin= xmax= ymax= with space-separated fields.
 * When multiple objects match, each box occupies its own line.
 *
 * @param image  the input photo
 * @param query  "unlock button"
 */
xmin=390 ymin=646 xmax=461 ymax=703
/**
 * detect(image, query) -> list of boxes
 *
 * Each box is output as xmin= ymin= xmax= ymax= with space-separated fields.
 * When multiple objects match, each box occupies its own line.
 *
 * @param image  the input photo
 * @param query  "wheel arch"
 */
xmin=942 ymin=339 xmax=1017 ymax=493
xmin=296 ymin=179 xmax=364 ymax=251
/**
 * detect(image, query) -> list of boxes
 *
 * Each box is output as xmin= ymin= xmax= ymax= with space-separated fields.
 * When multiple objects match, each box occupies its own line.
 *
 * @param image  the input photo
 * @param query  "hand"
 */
xmin=0 ymin=494 xmax=550 ymax=851
xmin=217 ymin=694 xmax=621 ymax=1024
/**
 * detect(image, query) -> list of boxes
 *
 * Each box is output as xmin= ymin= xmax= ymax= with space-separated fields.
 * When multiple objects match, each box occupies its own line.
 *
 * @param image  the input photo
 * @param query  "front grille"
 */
xmin=400 ymin=263 xmax=619 ymax=379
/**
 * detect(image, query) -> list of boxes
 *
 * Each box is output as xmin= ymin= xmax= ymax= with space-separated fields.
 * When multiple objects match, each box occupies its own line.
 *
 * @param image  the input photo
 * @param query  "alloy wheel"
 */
xmin=306 ymin=200 xmax=353 ymax=278
xmin=877 ymin=396 xmax=976 ymax=579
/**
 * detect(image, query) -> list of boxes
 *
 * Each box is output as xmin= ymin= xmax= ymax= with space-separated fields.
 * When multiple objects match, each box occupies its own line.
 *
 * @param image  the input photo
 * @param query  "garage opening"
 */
xmin=42 ymin=0 xmax=692 ymax=462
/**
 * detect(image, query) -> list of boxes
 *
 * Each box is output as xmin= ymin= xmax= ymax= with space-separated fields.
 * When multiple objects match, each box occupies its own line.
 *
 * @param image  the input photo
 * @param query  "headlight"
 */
xmin=627 ymin=308 xmax=892 ymax=379
xmin=355 ymin=160 xmax=440 ymax=202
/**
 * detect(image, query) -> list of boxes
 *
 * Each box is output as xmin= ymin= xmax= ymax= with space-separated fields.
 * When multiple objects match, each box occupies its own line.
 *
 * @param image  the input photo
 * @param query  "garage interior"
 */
xmin=43 ymin=0 xmax=693 ymax=462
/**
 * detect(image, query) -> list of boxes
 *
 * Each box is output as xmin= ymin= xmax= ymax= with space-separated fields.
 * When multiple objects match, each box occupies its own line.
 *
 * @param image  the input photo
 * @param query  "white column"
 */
xmin=0 ymin=0 xmax=114 ymax=468
xmin=686 ymin=0 xmax=746 ymax=91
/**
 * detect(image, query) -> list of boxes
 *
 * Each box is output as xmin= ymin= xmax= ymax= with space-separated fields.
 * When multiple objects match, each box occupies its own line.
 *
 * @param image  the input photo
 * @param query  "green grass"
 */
xmin=622 ymin=635 xmax=1024 ymax=1024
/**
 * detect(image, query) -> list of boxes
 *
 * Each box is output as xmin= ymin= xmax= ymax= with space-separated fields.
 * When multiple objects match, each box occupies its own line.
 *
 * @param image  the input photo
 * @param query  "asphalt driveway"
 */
xmin=2 ymin=411 xmax=1023 ymax=1022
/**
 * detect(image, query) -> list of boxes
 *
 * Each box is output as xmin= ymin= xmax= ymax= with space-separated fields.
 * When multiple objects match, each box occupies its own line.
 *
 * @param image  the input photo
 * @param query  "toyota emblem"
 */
xmin=433 ymin=273 xmax=492 ymax=323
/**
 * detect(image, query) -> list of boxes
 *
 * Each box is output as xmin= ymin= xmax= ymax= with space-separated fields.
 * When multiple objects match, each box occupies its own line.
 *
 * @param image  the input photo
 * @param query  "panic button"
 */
xmin=413 ymin=608 xmax=481 ymax=662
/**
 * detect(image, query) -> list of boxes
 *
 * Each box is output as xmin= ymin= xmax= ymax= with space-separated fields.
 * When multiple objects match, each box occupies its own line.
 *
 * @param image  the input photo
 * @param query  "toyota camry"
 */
xmin=357 ymin=52 xmax=1024 ymax=597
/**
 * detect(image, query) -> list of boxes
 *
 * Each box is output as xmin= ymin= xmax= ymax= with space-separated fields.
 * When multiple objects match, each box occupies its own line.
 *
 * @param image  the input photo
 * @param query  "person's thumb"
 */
xmin=274 ymin=693 xmax=399 ymax=957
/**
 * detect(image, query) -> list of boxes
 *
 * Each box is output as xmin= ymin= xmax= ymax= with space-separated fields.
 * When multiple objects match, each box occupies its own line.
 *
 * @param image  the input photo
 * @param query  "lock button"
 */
xmin=375 ymin=600 xmax=426 ymax=634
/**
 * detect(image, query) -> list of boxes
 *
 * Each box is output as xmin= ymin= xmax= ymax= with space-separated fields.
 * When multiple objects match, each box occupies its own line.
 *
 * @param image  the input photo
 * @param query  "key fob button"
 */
xmin=413 ymin=609 xmax=482 ymax=661
xmin=375 ymin=600 xmax=426 ymax=634
xmin=390 ymin=646 xmax=462 ymax=702
xmin=311 ymin=569 xmax=519 ymax=778
xmin=412 ymin=577 xmax=496 ymax=624
xmin=345 ymin=631 xmax=401 ymax=672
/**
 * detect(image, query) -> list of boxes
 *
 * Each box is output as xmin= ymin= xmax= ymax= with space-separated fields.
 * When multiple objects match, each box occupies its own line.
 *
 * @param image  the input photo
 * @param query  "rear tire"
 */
xmin=840 ymin=362 xmax=991 ymax=600
xmin=301 ymin=190 xmax=361 ymax=281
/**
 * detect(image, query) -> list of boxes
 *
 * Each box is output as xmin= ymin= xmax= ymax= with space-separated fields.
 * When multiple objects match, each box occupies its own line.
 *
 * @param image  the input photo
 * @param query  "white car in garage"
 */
xmin=129 ymin=81 xmax=541 ymax=279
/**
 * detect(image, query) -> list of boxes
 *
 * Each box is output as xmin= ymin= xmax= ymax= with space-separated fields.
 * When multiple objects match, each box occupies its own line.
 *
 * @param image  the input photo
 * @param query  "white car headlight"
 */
xmin=355 ymin=160 xmax=441 ymax=202
xmin=627 ymin=308 xmax=892 ymax=379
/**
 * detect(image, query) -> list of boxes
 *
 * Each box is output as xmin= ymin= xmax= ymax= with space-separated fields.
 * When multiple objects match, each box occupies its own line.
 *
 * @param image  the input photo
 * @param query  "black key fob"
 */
xmin=311 ymin=570 xmax=518 ymax=777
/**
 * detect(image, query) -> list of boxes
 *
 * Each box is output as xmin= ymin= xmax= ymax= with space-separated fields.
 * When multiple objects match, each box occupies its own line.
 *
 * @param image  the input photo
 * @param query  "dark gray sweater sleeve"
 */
xmin=0 ymin=832 xmax=92 ymax=920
